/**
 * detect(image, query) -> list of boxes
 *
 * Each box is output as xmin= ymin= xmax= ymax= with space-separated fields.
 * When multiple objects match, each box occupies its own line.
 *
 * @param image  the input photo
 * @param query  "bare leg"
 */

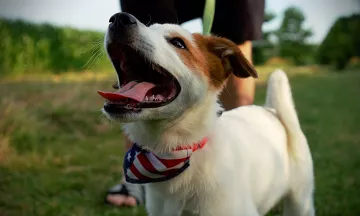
xmin=106 ymin=134 xmax=140 ymax=207
xmin=219 ymin=41 xmax=255 ymax=110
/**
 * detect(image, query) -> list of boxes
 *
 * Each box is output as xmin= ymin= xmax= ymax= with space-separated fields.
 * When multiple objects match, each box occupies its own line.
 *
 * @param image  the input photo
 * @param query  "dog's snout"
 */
xmin=109 ymin=12 xmax=137 ymax=31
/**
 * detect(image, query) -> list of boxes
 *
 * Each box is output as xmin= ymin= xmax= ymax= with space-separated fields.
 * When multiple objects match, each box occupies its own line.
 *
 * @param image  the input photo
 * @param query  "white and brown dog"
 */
xmin=98 ymin=12 xmax=315 ymax=216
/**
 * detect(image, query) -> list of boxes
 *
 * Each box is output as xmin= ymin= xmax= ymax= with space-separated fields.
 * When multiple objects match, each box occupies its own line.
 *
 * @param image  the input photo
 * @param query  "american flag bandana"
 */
xmin=123 ymin=138 xmax=208 ymax=184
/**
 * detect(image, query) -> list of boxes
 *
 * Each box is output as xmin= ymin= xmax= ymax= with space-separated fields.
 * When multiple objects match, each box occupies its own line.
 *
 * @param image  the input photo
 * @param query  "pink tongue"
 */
xmin=98 ymin=81 xmax=156 ymax=102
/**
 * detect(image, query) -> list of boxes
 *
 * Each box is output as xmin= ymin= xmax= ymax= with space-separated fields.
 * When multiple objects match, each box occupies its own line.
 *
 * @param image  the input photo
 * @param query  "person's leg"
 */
xmin=106 ymin=135 xmax=144 ymax=207
xmin=212 ymin=0 xmax=265 ymax=110
xmin=220 ymin=41 xmax=255 ymax=110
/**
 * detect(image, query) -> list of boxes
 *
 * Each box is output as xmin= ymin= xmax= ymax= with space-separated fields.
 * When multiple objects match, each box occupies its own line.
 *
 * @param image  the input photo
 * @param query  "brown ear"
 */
xmin=206 ymin=36 xmax=258 ymax=79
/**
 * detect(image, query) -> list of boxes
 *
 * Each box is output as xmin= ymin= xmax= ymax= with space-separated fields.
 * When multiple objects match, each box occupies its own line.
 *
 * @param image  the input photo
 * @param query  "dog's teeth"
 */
xmin=154 ymin=95 xmax=162 ymax=102
xmin=145 ymin=96 xmax=149 ymax=101
xmin=150 ymin=95 xmax=155 ymax=101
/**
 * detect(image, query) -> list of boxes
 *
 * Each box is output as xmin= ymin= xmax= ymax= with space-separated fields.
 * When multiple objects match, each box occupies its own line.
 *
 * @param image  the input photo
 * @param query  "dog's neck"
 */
xmin=123 ymin=94 xmax=221 ymax=153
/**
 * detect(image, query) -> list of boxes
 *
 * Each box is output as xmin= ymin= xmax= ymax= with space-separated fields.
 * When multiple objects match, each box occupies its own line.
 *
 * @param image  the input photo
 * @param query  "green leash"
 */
xmin=202 ymin=0 xmax=216 ymax=35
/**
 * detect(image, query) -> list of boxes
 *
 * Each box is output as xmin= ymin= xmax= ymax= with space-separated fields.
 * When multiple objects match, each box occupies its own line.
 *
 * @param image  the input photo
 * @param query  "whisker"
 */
xmin=172 ymin=12 xmax=179 ymax=24
xmin=146 ymin=14 xmax=152 ymax=26
xmin=221 ymin=85 xmax=232 ymax=97
xmin=91 ymin=38 xmax=104 ymax=44
xmin=210 ymin=78 xmax=231 ymax=97
xmin=82 ymin=41 xmax=102 ymax=54
xmin=82 ymin=48 xmax=102 ymax=70
xmin=87 ymin=51 xmax=105 ymax=71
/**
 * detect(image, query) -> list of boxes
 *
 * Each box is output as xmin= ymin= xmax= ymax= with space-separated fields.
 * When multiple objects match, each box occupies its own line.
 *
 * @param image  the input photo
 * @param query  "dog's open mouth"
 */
xmin=98 ymin=45 xmax=181 ymax=113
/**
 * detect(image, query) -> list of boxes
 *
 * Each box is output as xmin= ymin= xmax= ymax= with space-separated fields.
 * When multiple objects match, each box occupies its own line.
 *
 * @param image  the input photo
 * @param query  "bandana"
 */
xmin=123 ymin=138 xmax=208 ymax=184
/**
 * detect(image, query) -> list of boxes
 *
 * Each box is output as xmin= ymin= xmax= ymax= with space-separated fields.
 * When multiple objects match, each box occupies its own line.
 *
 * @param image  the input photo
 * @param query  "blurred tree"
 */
xmin=252 ymin=11 xmax=277 ymax=65
xmin=356 ymin=0 xmax=360 ymax=6
xmin=316 ymin=14 xmax=360 ymax=70
xmin=275 ymin=6 xmax=313 ymax=65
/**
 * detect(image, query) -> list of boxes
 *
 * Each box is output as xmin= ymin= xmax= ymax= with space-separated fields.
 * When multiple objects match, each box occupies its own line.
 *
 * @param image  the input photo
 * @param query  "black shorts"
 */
xmin=120 ymin=0 xmax=265 ymax=44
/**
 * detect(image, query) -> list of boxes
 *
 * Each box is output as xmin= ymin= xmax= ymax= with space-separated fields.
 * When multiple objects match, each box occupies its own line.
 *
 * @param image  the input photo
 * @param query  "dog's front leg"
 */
xmin=145 ymin=196 xmax=183 ymax=216
xmin=198 ymin=205 xmax=256 ymax=216
xmin=198 ymin=204 xmax=260 ymax=216
xmin=145 ymin=187 xmax=184 ymax=216
xmin=198 ymin=195 xmax=260 ymax=216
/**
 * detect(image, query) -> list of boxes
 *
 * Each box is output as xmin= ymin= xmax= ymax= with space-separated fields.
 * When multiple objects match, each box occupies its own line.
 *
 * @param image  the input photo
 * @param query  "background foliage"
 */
xmin=316 ymin=14 xmax=360 ymax=70
xmin=0 ymin=6 xmax=359 ymax=77
xmin=0 ymin=18 xmax=110 ymax=77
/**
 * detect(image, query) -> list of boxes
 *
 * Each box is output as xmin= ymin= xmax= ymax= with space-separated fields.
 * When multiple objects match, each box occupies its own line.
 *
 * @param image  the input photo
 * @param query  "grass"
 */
xmin=0 ymin=66 xmax=360 ymax=216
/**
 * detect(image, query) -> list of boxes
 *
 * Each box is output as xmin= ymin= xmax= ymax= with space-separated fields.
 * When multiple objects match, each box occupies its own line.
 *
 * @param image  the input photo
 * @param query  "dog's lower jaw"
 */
xmin=122 ymin=94 xmax=221 ymax=153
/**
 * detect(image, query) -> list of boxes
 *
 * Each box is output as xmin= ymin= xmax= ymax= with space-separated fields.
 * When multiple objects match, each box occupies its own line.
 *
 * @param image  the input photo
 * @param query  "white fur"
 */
xmin=103 ymin=18 xmax=315 ymax=216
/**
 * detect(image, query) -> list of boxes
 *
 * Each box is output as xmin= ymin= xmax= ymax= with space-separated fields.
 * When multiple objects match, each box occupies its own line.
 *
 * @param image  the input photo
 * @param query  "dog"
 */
xmin=98 ymin=12 xmax=315 ymax=216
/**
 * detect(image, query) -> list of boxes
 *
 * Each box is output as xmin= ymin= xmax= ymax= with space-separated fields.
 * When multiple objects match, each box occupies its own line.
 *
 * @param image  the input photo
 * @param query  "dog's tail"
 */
xmin=266 ymin=70 xmax=315 ymax=216
xmin=265 ymin=69 xmax=310 ymax=160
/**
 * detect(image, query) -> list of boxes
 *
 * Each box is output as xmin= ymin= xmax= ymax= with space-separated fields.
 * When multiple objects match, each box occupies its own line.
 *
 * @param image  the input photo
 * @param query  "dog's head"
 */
xmin=99 ymin=13 xmax=258 ymax=122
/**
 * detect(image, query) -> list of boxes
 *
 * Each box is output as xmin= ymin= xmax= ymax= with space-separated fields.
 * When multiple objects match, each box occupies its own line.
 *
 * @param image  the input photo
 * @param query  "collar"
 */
xmin=123 ymin=138 xmax=208 ymax=184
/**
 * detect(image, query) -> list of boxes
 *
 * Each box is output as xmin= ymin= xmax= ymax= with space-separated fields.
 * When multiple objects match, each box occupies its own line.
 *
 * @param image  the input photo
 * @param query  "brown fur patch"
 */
xmin=168 ymin=33 xmax=208 ymax=76
xmin=168 ymin=33 xmax=258 ymax=90
xmin=193 ymin=34 xmax=232 ymax=89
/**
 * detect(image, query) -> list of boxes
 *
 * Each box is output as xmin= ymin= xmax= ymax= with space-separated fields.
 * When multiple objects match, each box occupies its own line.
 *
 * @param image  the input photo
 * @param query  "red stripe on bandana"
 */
xmin=124 ymin=137 xmax=208 ymax=184
xmin=129 ymin=163 xmax=150 ymax=181
xmin=154 ymin=155 xmax=190 ymax=168
xmin=137 ymin=153 xmax=161 ymax=175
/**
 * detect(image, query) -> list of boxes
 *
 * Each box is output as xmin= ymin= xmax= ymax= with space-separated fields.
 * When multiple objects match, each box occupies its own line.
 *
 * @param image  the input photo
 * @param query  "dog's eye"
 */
xmin=168 ymin=38 xmax=186 ymax=49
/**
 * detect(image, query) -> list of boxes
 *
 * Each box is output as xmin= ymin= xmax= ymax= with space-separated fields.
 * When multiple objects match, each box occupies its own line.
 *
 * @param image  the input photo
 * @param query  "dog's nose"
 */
xmin=109 ymin=12 xmax=137 ymax=31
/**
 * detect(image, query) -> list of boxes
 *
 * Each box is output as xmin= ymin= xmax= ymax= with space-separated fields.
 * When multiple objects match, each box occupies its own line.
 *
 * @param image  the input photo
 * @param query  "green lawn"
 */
xmin=1 ymin=66 xmax=360 ymax=216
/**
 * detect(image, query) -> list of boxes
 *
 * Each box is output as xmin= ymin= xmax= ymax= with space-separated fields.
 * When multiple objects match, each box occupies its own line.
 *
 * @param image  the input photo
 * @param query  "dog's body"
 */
xmin=99 ymin=13 xmax=315 ymax=216
xmin=125 ymin=71 xmax=314 ymax=216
